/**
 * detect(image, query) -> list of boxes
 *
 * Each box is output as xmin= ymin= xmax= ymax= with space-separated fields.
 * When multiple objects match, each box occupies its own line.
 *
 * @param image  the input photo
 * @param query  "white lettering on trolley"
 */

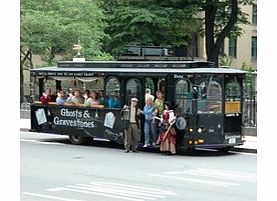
xmin=53 ymin=108 xmax=94 ymax=128
xmin=174 ymin=74 xmax=184 ymax=79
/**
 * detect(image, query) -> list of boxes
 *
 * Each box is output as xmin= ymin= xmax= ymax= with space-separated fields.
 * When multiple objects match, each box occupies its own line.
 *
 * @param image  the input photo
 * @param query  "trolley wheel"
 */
xmin=216 ymin=146 xmax=234 ymax=153
xmin=69 ymin=135 xmax=90 ymax=145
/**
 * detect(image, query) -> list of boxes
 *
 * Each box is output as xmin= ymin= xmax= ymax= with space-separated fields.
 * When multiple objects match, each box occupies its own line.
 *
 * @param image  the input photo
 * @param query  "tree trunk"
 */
xmin=205 ymin=0 xmax=238 ymax=67
xmin=48 ymin=46 xmax=55 ymax=65
xmin=205 ymin=0 xmax=217 ymax=64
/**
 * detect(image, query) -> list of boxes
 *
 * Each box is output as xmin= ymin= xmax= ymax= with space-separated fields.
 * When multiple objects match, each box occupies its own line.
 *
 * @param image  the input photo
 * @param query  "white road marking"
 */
xmin=22 ymin=192 xmax=84 ymax=201
xmin=149 ymin=173 xmax=238 ymax=187
xmin=66 ymin=185 xmax=157 ymax=200
xmin=47 ymin=187 xmax=144 ymax=201
xmin=89 ymin=182 xmax=177 ymax=195
xmin=75 ymin=183 xmax=165 ymax=198
xmin=164 ymin=168 xmax=256 ymax=183
xmin=47 ymin=182 xmax=177 ymax=201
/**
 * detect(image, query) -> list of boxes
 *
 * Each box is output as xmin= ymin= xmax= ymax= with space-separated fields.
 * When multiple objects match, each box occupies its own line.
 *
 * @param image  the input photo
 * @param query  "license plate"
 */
xmin=228 ymin=138 xmax=236 ymax=144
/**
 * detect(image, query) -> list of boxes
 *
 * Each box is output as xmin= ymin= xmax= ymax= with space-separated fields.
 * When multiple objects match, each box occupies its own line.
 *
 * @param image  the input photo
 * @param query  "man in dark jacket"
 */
xmin=121 ymin=97 xmax=140 ymax=153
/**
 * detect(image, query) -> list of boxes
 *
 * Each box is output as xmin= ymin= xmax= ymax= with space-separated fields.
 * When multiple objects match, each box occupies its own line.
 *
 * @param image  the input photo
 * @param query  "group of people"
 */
xmin=39 ymin=88 xmax=120 ymax=108
xmin=40 ymin=87 xmax=177 ymax=155
xmin=122 ymin=89 xmax=177 ymax=156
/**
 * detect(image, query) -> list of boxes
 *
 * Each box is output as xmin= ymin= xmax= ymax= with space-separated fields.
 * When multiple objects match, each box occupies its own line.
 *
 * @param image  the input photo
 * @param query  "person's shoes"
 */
xmin=143 ymin=144 xmax=149 ymax=147
xmin=152 ymin=143 xmax=158 ymax=147
xmin=132 ymin=149 xmax=139 ymax=153
xmin=124 ymin=150 xmax=130 ymax=153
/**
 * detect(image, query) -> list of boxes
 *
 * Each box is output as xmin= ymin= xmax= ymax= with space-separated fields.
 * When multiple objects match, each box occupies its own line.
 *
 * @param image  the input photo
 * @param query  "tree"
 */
xmin=201 ymin=0 xmax=254 ymax=66
xmin=20 ymin=0 xmax=109 ymax=65
xmin=102 ymin=0 xmax=200 ymax=56
xmin=102 ymin=0 xmax=254 ymax=65
xmin=20 ymin=0 xmax=111 ymax=103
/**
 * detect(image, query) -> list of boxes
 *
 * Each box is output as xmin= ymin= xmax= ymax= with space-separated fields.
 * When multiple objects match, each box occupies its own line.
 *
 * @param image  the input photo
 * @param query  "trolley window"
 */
xmin=126 ymin=78 xmax=142 ymax=105
xmin=105 ymin=77 xmax=121 ymax=108
xmin=44 ymin=78 xmax=56 ymax=91
xmin=145 ymin=78 xmax=155 ymax=97
xmin=60 ymin=77 xmax=105 ymax=93
xmin=60 ymin=78 xmax=74 ymax=94
xmin=198 ymin=77 xmax=222 ymax=113
xmin=175 ymin=79 xmax=192 ymax=113
xmin=225 ymin=78 xmax=241 ymax=113
xmin=79 ymin=77 xmax=104 ymax=92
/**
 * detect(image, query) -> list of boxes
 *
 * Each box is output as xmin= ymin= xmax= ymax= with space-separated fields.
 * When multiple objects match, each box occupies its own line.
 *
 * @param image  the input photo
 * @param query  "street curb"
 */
xmin=20 ymin=128 xmax=30 ymax=132
xmin=233 ymin=147 xmax=257 ymax=154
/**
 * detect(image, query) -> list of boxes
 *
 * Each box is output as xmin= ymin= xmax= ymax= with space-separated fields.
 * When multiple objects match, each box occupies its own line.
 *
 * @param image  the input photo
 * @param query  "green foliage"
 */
xmin=20 ymin=0 xmax=112 ymax=65
xmin=240 ymin=62 xmax=256 ymax=73
xmin=92 ymin=52 xmax=115 ymax=61
xmin=194 ymin=0 xmax=254 ymax=38
xmin=102 ymin=0 xmax=200 ymax=55
xmin=102 ymin=0 xmax=254 ymax=58
xmin=219 ymin=54 xmax=232 ymax=67
xmin=240 ymin=62 xmax=256 ymax=90
xmin=21 ymin=0 xmax=255 ymax=64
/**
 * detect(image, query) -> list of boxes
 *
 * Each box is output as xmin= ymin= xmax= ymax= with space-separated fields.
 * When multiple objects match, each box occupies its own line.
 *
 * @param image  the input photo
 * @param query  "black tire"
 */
xmin=217 ymin=146 xmax=234 ymax=153
xmin=69 ymin=136 xmax=91 ymax=145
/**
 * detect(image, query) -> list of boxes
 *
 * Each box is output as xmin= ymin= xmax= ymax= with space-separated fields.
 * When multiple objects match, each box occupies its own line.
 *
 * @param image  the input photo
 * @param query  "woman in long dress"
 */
xmin=156 ymin=101 xmax=177 ymax=155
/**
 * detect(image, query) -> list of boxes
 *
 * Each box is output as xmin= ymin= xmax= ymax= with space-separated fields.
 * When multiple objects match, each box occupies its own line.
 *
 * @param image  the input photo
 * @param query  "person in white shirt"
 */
xmin=56 ymin=90 xmax=67 ymax=105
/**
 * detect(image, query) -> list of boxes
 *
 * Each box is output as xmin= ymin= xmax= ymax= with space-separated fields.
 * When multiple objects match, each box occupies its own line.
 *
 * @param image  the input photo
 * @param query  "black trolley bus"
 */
xmin=29 ymin=60 xmax=246 ymax=153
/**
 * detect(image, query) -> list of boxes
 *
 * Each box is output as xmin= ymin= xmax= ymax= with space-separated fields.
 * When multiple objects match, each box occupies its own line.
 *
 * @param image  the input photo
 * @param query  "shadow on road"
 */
xmin=39 ymin=137 xmax=237 ymax=157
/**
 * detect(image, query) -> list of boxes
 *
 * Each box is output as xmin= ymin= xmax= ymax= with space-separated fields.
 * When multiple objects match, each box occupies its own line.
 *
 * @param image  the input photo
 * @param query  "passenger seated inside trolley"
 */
xmin=39 ymin=87 xmax=111 ymax=109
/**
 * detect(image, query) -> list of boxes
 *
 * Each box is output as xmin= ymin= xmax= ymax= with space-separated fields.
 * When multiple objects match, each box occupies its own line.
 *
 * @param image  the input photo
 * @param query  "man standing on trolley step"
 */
xmin=121 ymin=97 xmax=140 ymax=153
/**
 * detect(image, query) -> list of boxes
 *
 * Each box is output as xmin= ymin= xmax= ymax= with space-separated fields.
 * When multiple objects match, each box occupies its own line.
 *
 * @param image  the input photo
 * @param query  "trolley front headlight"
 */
xmin=198 ymin=139 xmax=205 ymax=144
xmin=197 ymin=126 xmax=205 ymax=133
xmin=197 ymin=128 xmax=203 ymax=133
xmin=188 ymin=139 xmax=205 ymax=145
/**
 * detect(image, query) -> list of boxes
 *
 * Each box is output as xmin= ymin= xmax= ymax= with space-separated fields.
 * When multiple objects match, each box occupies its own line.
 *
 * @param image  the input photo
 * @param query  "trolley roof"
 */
xmin=30 ymin=61 xmax=246 ymax=77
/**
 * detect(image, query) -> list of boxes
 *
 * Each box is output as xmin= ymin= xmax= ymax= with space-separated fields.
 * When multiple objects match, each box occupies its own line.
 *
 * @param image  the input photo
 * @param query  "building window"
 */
xmin=251 ymin=36 xmax=257 ymax=60
xmin=228 ymin=37 xmax=237 ymax=58
xmin=252 ymin=4 xmax=257 ymax=25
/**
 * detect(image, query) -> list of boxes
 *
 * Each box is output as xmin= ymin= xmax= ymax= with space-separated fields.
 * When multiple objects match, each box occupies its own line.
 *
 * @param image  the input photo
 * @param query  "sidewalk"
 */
xmin=20 ymin=118 xmax=257 ymax=153
xmin=20 ymin=118 xmax=31 ymax=132
xmin=233 ymin=136 xmax=257 ymax=153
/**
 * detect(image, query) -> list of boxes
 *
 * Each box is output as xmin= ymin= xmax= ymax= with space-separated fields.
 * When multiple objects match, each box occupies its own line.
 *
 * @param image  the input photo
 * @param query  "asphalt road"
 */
xmin=21 ymin=132 xmax=257 ymax=201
